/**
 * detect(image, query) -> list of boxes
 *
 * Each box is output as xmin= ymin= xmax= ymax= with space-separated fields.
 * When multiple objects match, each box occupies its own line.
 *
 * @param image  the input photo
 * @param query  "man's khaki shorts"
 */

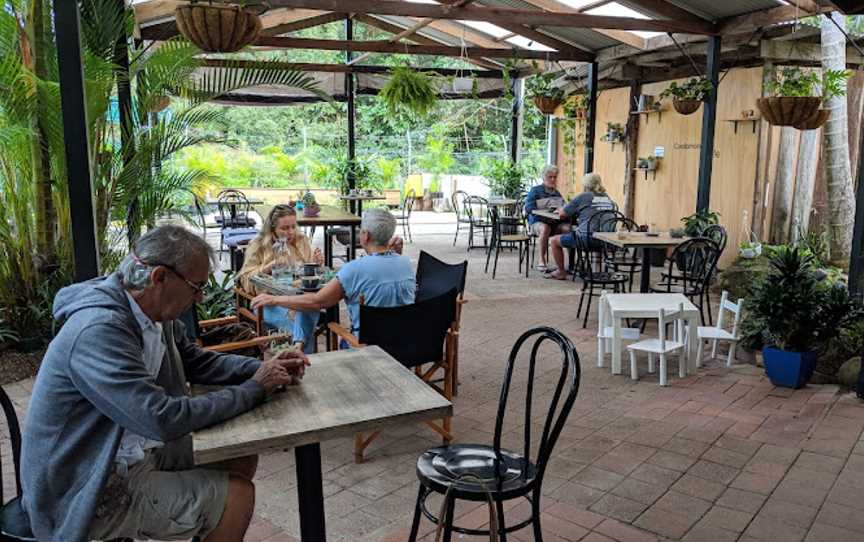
xmin=89 ymin=451 xmax=228 ymax=540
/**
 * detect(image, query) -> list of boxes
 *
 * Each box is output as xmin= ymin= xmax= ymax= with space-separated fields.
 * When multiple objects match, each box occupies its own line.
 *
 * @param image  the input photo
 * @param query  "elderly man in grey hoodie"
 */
xmin=19 ymin=225 xmax=308 ymax=542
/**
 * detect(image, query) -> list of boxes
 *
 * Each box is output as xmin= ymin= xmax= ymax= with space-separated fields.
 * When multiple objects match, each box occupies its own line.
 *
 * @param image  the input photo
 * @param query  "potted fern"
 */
xmin=526 ymin=72 xmax=565 ymax=115
xmin=379 ymin=66 xmax=438 ymax=118
xmin=757 ymin=67 xmax=852 ymax=129
xmin=659 ymin=77 xmax=712 ymax=116
xmin=175 ymin=1 xmax=263 ymax=53
xmin=681 ymin=209 xmax=720 ymax=236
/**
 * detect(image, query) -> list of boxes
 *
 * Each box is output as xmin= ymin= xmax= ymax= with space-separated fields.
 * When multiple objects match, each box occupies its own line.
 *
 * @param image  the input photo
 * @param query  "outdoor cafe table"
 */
xmin=193 ymin=346 xmax=452 ymax=542
xmin=336 ymin=193 xmax=386 ymax=216
xmin=250 ymin=273 xmax=340 ymax=340
xmin=531 ymin=209 xmax=561 ymax=223
xmin=593 ymin=231 xmax=691 ymax=293
xmin=601 ymin=293 xmax=700 ymax=376
xmin=205 ymin=197 xmax=264 ymax=220
xmin=297 ymin=205 xmax=361 ymax=265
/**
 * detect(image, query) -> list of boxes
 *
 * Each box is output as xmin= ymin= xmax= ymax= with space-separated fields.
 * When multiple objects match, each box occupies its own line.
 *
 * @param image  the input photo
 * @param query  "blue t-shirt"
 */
xmin=523 ymin=184 xmax=565 ymax=224
xmin=336 ymin=252 xmax=416 ymax=334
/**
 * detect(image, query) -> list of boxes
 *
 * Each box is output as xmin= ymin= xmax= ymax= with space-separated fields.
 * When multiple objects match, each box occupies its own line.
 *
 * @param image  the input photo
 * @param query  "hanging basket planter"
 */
xmin=673 ymin=99 xmax=702 ymax=115
xmin=792 ymin=109 xmax=831 ymax=131
xmin=175 ymin=3 xmax=262 ymax=53
xmin=533 ymin=96 xmax=561 ymax=115
xmin=756 ymin=97 xmax=822 ymax=127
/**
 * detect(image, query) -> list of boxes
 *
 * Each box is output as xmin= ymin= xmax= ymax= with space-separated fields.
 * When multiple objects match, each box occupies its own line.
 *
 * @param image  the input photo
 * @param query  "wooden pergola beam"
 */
xmin=493 ymin=21 xmax=594 ymax=55
xmin=717 ymin=5 xmax=830 ymax=34
xmin=253 ymin=35 xmax=595 ymax=61
xmin=265 ymin=0 xmax=717 ymax=35
xmin=779 ymin=0 xmax=821 ymax=14
xmin=262 ymin=12 xmax=346 ymax=37
xmin=200 ymin=59 xmax=507 ymax=77
xmin=517 ymin=0 xmax=646 ymax=50
xmin=139 ymin=8 xmax=339 ymax=40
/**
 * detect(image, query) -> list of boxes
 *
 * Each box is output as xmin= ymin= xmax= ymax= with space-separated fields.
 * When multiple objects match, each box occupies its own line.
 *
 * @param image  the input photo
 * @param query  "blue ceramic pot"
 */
xmin=763 ymin=347 xmax=817 ymax=389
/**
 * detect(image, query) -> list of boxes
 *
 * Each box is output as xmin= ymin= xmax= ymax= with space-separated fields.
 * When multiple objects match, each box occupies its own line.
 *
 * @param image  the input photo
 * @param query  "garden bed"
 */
xmin=0 ymin=348 xmax=43 ymax=385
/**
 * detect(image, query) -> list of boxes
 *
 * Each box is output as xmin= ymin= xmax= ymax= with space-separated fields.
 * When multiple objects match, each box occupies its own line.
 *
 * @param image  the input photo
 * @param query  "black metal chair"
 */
xmin=451 ymin=190 xmax=472 ymax=247
xmin=600 ymin=216 xmax=641 ymax=292
xmin=465 ymin=195 xmax=493 ymax=251
xmin=395 ymin=189 xmax=416 ymax=242
xmin=417 ymin=251 xmax=468 ymax=395
xmin=327 ymin=289 xmax=458 ymax=462
xmin=651 ymin=238 xmax=721 ymax=325
xmin=574 ymin=233 xmax=628 ymax=328
xmin=485 ymin=206 xmax=532 ymax=279
xmin=217 ymin=189 xmax=257 ymax=253
xmin=408 ymin=327 xmax=582 ymax=542
xmin=0 ymin=386 xmax=32 ymax=542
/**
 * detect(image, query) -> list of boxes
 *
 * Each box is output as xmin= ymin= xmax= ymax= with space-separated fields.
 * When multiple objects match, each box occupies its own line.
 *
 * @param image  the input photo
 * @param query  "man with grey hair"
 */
xmin=523 ymin=164 xmax=568 ymax=272
xmin=20 ymin=225 xmax=308 ymax=542
xmin=251 ymin=208 xmax=414 ymax=339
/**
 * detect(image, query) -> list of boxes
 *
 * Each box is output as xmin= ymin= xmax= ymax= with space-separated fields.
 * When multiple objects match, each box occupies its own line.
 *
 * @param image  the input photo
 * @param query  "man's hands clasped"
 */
xmin=252 ymin=349 xmax=311 ymax=392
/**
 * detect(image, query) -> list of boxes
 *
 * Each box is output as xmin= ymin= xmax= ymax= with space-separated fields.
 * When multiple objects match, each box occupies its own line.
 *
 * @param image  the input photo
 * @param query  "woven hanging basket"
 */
xmin=792 ymin=109 xmax=831 ymax=130
xmin=175 ymin=3 xmax=262 ymax=53
xmin=673 ymin=99 xmax=702 ymax=115
xmin=533 ymin=96 xmax=561 ymax=115
xmin=756 ymin=97 xmax=822 ymax=127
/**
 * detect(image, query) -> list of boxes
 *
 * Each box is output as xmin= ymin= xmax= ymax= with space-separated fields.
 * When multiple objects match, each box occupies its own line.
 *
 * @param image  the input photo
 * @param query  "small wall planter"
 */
xmin=763 ymin=347 xmax=817 ymax=389
xmin=756 ymin=97 xmax=822 ymax=127
xmin=175 ymin=3 xmax=262 ymax=53
xmin=533 ymin=96 xmax=561 ymax=115
xmin=673 ymin=99 xmax=702 ymax=115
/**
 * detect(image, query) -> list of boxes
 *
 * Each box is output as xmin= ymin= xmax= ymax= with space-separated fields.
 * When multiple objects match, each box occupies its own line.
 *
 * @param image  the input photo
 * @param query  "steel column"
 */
xmin=546 ymin=117 xmax=558 ymax=166
xmin=696 ymin=35 xmax=721 ymax=212
xmin=55 ymin=0 xmax=99 ymax=281
xmin=584 ymin=61 xmax=598 ymax=174
xmin=509 ymin=78 xmax=523 ymax=163
xmin=345 ymin=16 xmax=356 ymax=214
xmin=849 ymin=126 xmax=864 ymax=297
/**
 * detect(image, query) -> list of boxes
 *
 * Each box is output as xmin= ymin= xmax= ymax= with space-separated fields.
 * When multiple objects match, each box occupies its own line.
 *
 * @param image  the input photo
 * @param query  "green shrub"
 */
xmin=197 ymin=272 xmax=236 ymax=321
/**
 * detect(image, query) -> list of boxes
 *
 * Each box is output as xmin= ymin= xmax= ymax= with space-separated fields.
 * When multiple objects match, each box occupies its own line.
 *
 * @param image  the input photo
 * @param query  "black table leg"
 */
xmin=295 ymin=443 xmax=326 ymax=542
xmin=323 ymin=225 xmax=332 ymax=268
xmin=640 ymin=247 xmax=652 ymax=293
xmin=349 ymin=225 xmax=357 ymax=261
xmin=357 ymin=199 xmax=363 ymax=217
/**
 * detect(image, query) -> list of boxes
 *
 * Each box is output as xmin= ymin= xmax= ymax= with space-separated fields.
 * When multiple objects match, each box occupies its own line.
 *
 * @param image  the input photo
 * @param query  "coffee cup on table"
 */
xmin=301 ymin=263 xmax=320 ymax=277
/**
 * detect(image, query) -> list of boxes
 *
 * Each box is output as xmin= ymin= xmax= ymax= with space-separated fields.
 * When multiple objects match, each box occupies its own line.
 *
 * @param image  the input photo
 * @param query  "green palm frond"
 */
xmin=79 ymin=0 xmax=129 ymax=62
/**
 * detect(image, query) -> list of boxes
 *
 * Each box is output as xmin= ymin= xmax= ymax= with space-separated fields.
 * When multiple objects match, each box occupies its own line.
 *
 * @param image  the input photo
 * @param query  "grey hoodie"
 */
xmin=20 ymin=273 xmax=264 ymax=542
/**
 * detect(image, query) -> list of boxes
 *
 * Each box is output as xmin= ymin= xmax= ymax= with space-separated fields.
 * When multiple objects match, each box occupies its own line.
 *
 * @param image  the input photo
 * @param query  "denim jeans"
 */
xmin=262 ymin=306 xmax=320 ymax=354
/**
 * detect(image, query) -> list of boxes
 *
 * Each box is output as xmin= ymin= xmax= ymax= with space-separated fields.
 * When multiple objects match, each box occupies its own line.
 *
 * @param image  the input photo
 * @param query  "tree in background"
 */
xmin=417 ymin=124 xmax=455 ymax=194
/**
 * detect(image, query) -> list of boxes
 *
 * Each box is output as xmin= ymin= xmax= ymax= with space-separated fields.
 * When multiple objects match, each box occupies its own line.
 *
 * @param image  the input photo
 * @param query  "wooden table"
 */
xmin=601 ymin=293 xmax=699 ymax=376
xmin=297 ymin=206 xmax=362 ymax=265
xmin=593 ymin=232 xmax=690 ymax=292
xmin=487 ymin=197 xmax=518 ymax=207
xmin=531 ymin=209 xmax=562 ymax=222
xmin=337 ymin=194 xmax=386 ymax=216
xmin=194 ymin=346 xmax=452 ymax=541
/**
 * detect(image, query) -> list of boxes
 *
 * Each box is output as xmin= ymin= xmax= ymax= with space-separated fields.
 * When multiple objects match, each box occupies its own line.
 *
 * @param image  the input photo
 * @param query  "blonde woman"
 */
xmin=237 ymin=204 xmax=323 ymax=352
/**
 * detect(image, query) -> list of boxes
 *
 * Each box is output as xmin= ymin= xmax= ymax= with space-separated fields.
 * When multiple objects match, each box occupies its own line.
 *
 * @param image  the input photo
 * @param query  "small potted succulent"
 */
xmin=758 ymin=67 xmax=851 ymax=129
xmin=602 ymin=122 xmax=625 ymax=143
xmin=526 ymin=71 xmax=565 ymax=115
xmin=175 ymin=1 xmax=263 ymax=53
xmin=636 ymin=156 xmax=658 ymax=171
xmin=659 ymin=77 xmax=713 ymax=115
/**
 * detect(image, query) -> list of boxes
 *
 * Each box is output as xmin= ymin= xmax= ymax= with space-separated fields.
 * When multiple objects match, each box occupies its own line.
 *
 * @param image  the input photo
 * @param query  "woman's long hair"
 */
xmin=245 ymin=205 xmax=310 ymax=266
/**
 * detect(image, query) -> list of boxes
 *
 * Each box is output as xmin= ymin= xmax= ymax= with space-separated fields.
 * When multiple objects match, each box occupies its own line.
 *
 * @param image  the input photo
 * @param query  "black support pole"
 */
xmin=849 ymin=128 xmax=864 ymax=297
xmin=509 ymin=78 xmax=523 ymax=163
xmin=114 ymin=0 xmax=134 ymax=161
xmin=55 ymin=0 xmax=99 ymax=281
xmin=584 ymin=61 xmax=599 ymax=174
xmin=696 ymin=35 xmax=721 ymax=212
xmin=345 ymin=16 xmax=356 ymax=213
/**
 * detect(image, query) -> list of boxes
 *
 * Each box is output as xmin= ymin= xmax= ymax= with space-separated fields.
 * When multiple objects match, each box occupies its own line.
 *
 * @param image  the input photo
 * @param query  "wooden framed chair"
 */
xmin=695 ymin=290 xmax=743 ymax=368
xmin=327 ymin=290 xmax=459 ymax=463
xmin=627 ymin=303 xmax=687 ymax=386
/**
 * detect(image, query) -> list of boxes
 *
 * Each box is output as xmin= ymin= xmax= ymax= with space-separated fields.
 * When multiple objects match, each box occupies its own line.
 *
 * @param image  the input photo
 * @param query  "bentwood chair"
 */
xmin=408 ymin=327 xmax=581 ymax=542
xmin=451 ymin=190 xmax=472 ymax=247
xmin=327 ymin=290 xmax=459 ymax=463
xmin=465 ymin=195 xmax=493 ymax=251
xmin=485 ymin=206 xmax=532 ymax=279
xmin=416 ymin=251 xmax=468 ymax=395
xmin=0 ymin=387 xmax=33 ymax=541
xmin=599 ymin=216 xmax=641 ymax=292
xmin=651 ymin=238 xmax=720 ymax=325
xmin=573 ymin=235 xmax=628 ymax=329
xmin=395 ymin=189 xmax=416 ymax=242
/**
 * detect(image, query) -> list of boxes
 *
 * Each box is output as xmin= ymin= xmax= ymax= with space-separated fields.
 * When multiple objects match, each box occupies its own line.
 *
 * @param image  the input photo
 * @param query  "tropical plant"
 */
xmin=482 ymin=159 xmax=525 ymax=199
xmin=197 ymin=272 xmax=236 ymax=321
xmin=329 ymin=156 xmax=381 ymax=194
xmin=378 ymin=66 xmax=438 ymax=118
xmin=659 ymin=77 xmax=713 ymax=101
xmin=0 ymin=318 xmax=20 ymax=346
xmin=525 ymin=71 xmax=564 ymax=101
xmin=681 ymin=209 xmax=720 ymax=237
xmin=417 ymin=124 xmax=454 ymax=194
xmin=765 ymin=66 xmax=852 ymax=100
xmin=375 ymin=156 xmax=401 ymax=189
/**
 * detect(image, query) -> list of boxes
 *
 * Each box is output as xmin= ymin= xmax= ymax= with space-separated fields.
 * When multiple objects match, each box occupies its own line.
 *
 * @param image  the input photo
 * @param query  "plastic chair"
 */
xmin=327 ymin=289 xmax=458 ymax=462
xmin=695 ymin=290 xmax=743 ymax=368
xmin=408 ymin=327 xmax=581 ymax=541
xmin=627 ymin=303 xmax=687 ymax=386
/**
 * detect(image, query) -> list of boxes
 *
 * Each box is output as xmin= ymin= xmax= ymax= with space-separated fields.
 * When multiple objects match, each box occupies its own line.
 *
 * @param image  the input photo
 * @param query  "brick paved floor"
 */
xmin=4 ymin=213 xmax=864 ymax=542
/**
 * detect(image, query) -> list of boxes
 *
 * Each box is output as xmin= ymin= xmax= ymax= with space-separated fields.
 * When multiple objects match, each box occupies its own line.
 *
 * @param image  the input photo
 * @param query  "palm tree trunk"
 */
xmin=770 ymin=127 xmax=798 ymax=244
xmin=822 ymin=12 xmax=856 ymax=268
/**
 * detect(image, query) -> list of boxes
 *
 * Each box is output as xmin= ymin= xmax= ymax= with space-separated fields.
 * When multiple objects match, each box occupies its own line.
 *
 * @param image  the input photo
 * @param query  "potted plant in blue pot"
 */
xmin=745 ymin=246 xmax=861 ymax=388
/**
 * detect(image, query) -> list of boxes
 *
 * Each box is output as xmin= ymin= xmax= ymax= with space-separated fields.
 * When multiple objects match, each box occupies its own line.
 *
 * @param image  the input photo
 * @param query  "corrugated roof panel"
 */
xmin=662 ymin=0 xmax=784 ymax=21
xmin=536 ymin=26 xmax=621 ymax=50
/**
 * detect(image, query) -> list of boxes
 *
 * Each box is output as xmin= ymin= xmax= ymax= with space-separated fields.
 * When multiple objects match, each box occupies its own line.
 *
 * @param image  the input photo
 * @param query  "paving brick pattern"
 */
xmin=3 ymin=215 xmax=864 ymax=541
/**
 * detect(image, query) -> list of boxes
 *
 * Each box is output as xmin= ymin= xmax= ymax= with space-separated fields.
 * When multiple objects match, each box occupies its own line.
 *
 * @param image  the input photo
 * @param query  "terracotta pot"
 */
xmin=756 ymin=96 xmax=822 ymax=127
xmin=792 ymin=109 xmax=831 ymax=130
xmin=175 ymin=3 xmax=262 ymax=53
xmin=673 ymin=99 xmax=702 ymax=115
xmin=533 ymin=96 xmax=561 ymax=115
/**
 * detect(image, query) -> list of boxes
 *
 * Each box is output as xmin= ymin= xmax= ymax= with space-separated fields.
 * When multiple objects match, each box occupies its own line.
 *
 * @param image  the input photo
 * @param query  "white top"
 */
xmin=115 ymin=291 xmax=166 ymax=475
xmin=604 ymin=293 xmax=699 ymax=319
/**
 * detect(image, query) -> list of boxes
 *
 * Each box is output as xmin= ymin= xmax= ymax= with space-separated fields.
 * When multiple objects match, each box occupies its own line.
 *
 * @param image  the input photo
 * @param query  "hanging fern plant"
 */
xmin=379 ymin=66 xmax=438 ymax=118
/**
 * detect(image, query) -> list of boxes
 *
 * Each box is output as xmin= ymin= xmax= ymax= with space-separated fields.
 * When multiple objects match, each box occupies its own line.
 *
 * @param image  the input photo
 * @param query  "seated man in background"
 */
xmin=523 ymin=165 xmax=569 ymax=273
xmin=21 ymin=225 xmax=308 ymax=542
xmin=547 ymin=172 xmax=617 ymax=280
xmin=252 ymin=208 xmax=414 ymax=340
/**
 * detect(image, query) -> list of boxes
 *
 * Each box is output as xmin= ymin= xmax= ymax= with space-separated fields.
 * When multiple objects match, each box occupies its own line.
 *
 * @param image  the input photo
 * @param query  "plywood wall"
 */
xmin=557 ymin=67 xmax=764 ymax=267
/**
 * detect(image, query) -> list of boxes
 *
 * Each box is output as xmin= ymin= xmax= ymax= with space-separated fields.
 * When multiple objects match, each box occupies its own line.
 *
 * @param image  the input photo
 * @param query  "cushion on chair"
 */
xmin=0 ymin=496 xmax=36 ymax=541
xmin=416 ymin=444 xmax=537 ymax=500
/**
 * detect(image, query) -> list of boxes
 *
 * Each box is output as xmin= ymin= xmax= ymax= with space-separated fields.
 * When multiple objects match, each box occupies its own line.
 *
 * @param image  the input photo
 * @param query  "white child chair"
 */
xmin=596 ymin=290 xmax=640 ymax=369
xmin=626 ymin=303 xmax=686 ymax=386
xmin=695 ymin=290 xmax=743 ymax=368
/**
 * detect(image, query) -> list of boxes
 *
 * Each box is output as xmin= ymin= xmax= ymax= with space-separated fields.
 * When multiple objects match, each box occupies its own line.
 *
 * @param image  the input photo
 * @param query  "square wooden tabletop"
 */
xmin=296 ymin=205 xmax=361 ymax=226
xmin=193 ymin=346 xmax=453 ymax=465
xmin=593 ymin=231 xmax=690 ymax=248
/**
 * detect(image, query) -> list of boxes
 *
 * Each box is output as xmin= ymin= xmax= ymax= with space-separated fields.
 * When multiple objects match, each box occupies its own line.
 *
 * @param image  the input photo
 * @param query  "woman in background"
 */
xmin=238 ymin=204 xmax=323 ymax=353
